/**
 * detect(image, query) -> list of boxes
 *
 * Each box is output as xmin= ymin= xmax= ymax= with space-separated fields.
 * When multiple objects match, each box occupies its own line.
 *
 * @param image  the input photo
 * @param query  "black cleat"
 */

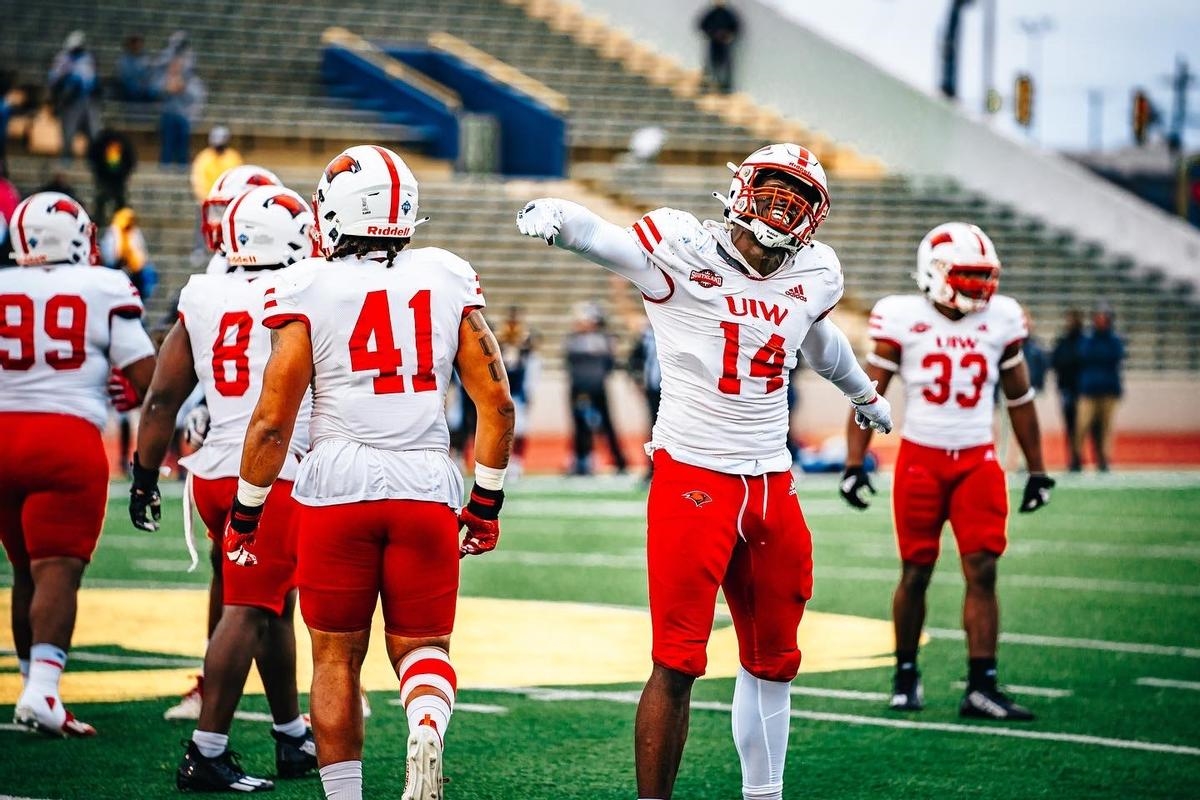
xmin=176 ymin=740 xmax=275 ymax=792
xmin=959 ymin=688 xmax=1035 ymax=721
xmin=889 ymin=670 xmax=924 ymax=711
xmin=272 ymin=728 xmax=318 ymax=779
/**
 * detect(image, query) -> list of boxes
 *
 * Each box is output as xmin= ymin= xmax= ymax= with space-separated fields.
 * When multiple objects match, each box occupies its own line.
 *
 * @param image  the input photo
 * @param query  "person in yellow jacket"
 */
xmin=100 ymin=207 xmax=157 ymax=300
xmin=189 ymin=126 xmax=241 ymax=260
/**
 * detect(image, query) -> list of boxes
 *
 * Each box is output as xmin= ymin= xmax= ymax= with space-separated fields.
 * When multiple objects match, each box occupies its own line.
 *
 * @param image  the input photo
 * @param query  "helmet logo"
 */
xmin=928 ymin=231 xmax=955 ymax=248
xmin=48 ymin=198 xmax=81 ymax=217
xmin=264 ymin=193 xmax=308 ymax=218
xmin=237 ymin=232 xmax=249 ymax=246
xmin=324 ymin=154 xmax=362 ymax=184
xmin=245 ymin=174 xmax=275 ymax=187
xmin=401 ymin=199 xmax=412 ymax=215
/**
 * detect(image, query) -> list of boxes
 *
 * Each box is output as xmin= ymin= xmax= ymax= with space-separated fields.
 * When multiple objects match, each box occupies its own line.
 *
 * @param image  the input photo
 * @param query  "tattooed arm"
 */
xmin=455 ymin=309 xmax=515 ymax=470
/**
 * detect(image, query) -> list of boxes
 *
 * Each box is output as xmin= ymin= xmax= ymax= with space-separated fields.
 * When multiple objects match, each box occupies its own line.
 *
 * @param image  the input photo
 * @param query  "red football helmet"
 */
xmin=721 ymin=143 xmax=830 ymax=251
xmin=8 ymin=192 xmax=98 ymax=266
xmin=915 ymin=222 xmax=1001 ymax=314
xmin=201 ymin=164 xmax=281 ymax=252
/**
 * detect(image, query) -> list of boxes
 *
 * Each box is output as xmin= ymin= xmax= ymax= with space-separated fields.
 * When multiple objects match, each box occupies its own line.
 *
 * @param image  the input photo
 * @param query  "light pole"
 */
xmin=1017 ymin=15 xmax=1055 ymax=140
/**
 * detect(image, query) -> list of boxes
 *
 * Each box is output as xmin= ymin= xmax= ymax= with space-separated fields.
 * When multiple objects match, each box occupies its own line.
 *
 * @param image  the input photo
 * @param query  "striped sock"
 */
xmin=397 ymin=647 xmax=456 ymax=741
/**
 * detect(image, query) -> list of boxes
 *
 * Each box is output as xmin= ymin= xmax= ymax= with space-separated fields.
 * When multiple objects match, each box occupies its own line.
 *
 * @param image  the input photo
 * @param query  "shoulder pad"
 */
xmin=631 ymin=207 xmax=707 ymax=254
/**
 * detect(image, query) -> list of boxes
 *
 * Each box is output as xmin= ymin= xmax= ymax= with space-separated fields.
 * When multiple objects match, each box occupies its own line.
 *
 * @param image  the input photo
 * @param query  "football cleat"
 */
xmin=164 ymin=675 xmax=204 ymax=720
xmin=889 ymin=670 xmax=924 ymax=712
xmin=13 ymin=693 xmax=97 ymax=738
xmin=959 ymin=688 xmax=1035 ymax=721
xmin=402 ymin=719 xmax=443 ymax=800
xmin=176 ymin=740 xmax=275 ymax=792
xmin=272 ymin=728 xmax=318 ymax=779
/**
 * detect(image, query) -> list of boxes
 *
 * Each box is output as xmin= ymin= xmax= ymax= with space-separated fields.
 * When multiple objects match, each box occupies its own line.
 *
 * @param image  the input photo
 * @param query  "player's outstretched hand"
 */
xmin=1019 ymin=473 xmax=1056 ymax=513
xmin=459 ymin=485 xmax=504 ymax=558
xmin=839 ymin=465 xmax=876 ymax=510
xmin=516 ymin=199 xmax=565 ymax=246
xmin=184 ymin=404 xmax=210 ymax=448
xmin=223 ymin=497 xmax=263 ymax=567
xmin=129 ymin=454 xmax=162 ymax=532
xmin=108 ymin=367 xmax=141 ymax=412
xmin=852 ymin=385 xmax=893 ymax=434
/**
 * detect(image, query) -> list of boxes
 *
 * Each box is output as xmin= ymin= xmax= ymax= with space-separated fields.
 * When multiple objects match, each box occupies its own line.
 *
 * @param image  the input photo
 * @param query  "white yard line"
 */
xmin=926 ymin=628 xmax=1200 ymax=659
xmin=131 ymin=559 xmax=196 ymax=573
xmin=498 ymin=686 xmax=1200 ymax=757
xmin=1136 ymin=677 xmax=1200 ymax=692
xmin=951 ymin=681 xmax=1073 ymax=698
xmin=789 ymin=686 xmax=890 ymax=702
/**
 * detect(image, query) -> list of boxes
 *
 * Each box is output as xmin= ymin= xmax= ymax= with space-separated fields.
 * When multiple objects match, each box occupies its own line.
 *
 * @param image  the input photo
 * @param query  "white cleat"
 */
xmin=14 ymin=692 xmax=97 ymax=738
xmin=402 ymin=722 xmax=443 ymax=800
xmin=164 ymin=675 xmax=204 ymax=720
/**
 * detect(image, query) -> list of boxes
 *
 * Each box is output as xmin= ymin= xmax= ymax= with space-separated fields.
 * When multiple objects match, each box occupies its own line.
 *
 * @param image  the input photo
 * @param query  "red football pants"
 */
xmin=191 ymin=475 xmax=299 ymax=615
xmin=296 ymin=499 xmax=460 ymax=637
xmin=0 ymin=412 xmax=108 ymax=568
xmin=646 ymin=450 xmax=813 ymax=681
xmin=892 ymin=439 xmax=1009 ymax=566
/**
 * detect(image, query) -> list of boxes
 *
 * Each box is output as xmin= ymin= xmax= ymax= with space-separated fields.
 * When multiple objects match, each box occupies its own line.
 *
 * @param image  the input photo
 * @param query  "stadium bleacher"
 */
xmin=3 ymin=0 xmax=1197 ymax=372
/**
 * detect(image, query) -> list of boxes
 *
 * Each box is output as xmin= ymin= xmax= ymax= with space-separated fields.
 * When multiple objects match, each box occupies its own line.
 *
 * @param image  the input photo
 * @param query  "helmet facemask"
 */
xmin=725 ymin=165 xmax=829 ymax=252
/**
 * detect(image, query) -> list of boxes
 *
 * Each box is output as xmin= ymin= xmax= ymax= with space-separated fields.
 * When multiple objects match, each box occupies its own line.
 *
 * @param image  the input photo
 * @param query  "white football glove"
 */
xmin=184 ymin=405 xmax=210 ymax=448
xmin=516 ymin=199 xmax=566 ymax=245
xmin=852 ymin=384 xmax=894 ymax=434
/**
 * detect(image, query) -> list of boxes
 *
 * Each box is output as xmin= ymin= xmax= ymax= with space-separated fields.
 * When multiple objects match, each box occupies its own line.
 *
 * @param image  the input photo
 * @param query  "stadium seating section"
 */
xmin=4 ymin=0 xmax=1198 ymax=371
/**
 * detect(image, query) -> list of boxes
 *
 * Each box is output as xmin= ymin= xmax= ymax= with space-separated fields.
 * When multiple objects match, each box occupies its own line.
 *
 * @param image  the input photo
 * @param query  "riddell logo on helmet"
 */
xmin=366 ymin=225 xmax=412 ymax=236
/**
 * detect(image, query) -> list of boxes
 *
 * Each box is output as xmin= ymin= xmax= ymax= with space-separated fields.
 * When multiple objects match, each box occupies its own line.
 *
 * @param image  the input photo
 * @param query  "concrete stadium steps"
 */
xmin=572 ymin=164 xmax=1200 ymax=373
xmin=2 ymin=0 xmax=765 ymax=159
xmin=4 ymin=157 xmax=644 ymax=364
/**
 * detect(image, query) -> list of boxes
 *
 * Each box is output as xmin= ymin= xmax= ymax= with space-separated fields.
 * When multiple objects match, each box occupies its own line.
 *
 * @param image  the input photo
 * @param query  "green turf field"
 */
xmin=2 ymin=473 xmax=1199 ymax=799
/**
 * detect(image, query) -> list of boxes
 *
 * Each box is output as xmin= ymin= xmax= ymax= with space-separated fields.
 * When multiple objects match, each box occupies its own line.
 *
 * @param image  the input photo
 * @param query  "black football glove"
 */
xmin=129 ymin=453 xmax=162 ymax=531
xmin=839 ymin=465 xmax=876 ymax=510
xmin=1019 ymin=473 xmax=1056 ymax=513
xmin=459 ymin=485 xmax=504 ymax=558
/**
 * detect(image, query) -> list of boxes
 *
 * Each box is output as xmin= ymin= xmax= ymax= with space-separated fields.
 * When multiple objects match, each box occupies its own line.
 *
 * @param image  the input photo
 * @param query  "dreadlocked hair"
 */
xmin=331 ymin=235 xmax=411 ymax=267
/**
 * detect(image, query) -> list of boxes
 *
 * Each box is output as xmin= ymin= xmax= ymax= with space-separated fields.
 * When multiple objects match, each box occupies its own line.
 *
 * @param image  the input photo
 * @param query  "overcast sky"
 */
xmin=760 ymin=0 xmax=1199 ymax=152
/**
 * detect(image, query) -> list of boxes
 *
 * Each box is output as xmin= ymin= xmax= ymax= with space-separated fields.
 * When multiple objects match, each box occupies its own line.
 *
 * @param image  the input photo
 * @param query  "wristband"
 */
xmin=131 ymin=453 xmax=159 ymax=488
xmin=237 ymin=477 xmax=271 ymax=507
xmin=466 ymin=485 xmax=504 ymax=520
xmin=229 ymin=497 xmax=264 ymax=534
xmin=1005 ymin=387 xmax=1036 ymax=407
xmin=473 ymin=462 xmax=507 ymax=491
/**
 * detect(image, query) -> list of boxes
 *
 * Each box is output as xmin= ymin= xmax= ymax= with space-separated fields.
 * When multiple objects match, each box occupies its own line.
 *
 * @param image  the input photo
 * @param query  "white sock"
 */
xmin=320 ymin=760 xmax=363 ymax=800
xmin=397 ymin=647 xmax=456 ymax=741
xmin=192 ymin=729 xmax=229 ymax=758
xmin=18 ymin=657 xmax=30 ymax=687
xmin=731 ymin=667 xmax=790 ymax=800
xmin=273 ymin=714 xmax=308 ymax=739
xmin=27 ymin=643 xmax=67 ymax=697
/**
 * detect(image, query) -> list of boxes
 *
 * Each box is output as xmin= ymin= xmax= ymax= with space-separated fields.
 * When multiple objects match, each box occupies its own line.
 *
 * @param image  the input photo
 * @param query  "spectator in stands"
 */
xmin=498 ymin=306 xmax=538 ymax=478
xmin=100 ymin=207 xmax=157 ymax=301
xmin=86 ymin=128 xmax=137 ymax=225
xmin=565 ymin=302 xmax=628 ymax=476
xmin=156 ymin=32 xmax=205 ymax=166
xmin=1023 ymin=319 xmax=1049 ymax=395
xmin=0 ymin=161 xmax=20 ymax=266
xmin=47 ymin=31 xmax=101 ymax=160
xmin=697 ymin=0 xmax=741 ymax=93
xmin=1051 ymin=309 xmax=1086 ymax=471
xmin=0 ymin=88 xmax=28 ymax=167
xmin=1075 ymin=305 xmax=1125 ymax=472
xmin=116 ymin=35 xmax=156 ymax=102
xmin=36 ymin=170 xmax=76 ymax=199
xmin=627 ymin=321 xmax=661 ymax=481
xmin=189 ymin=126 xmax=241 ymax=259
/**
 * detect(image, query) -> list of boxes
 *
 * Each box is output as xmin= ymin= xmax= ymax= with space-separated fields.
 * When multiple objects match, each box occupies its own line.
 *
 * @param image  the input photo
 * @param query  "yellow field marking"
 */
xmin=0 ymin=589 xmax=902 ymax=703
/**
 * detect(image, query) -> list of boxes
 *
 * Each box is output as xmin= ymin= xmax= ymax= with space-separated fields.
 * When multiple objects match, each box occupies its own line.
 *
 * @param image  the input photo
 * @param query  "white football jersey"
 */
xmin=263 ymin=248 xmax=485 ymax=506
xmin=869 ymin=293 xmax=1027 ymax=450
xmin=176 ymin=272 xmax=311 ymax=481
xmin=0 ymin=264 xmax=154 ymax=429
xmin=629 ymin=208 xmax=844 ymax=475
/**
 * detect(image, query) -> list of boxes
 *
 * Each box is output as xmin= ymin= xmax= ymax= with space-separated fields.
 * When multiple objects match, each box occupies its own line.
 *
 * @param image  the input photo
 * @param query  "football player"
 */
xmin=130 ymin=186 xmax=318 ymax=791
xmin=517 ymin=143 xmax=893 ymax=800
xmin=233 ymin=145 xmax=514 ymax=800
xmin=840 ymin=222 xmax=1055 ymax=721
xmin=0 ymin=193 xmax=156 ymax=736
xmin=158 ymin=162 xmax=283 ymax=723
